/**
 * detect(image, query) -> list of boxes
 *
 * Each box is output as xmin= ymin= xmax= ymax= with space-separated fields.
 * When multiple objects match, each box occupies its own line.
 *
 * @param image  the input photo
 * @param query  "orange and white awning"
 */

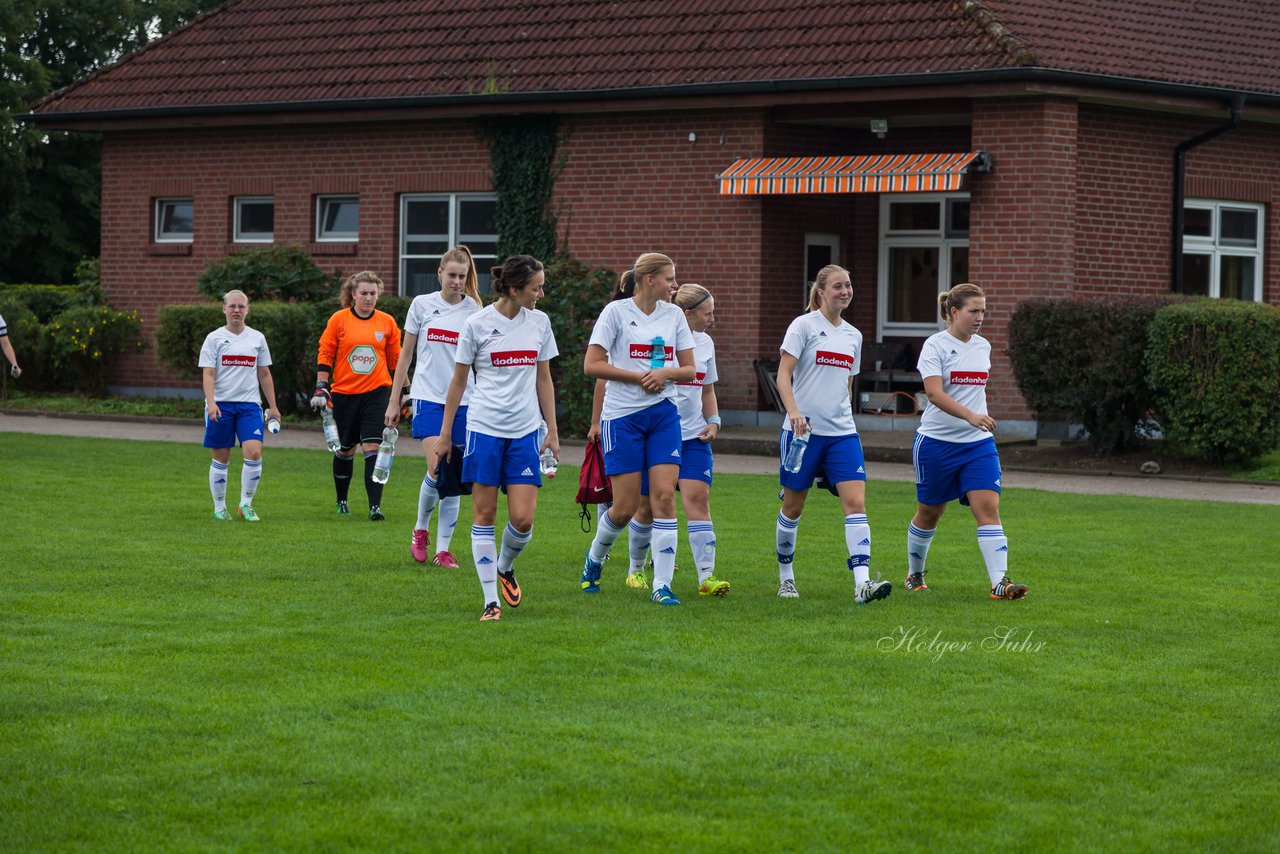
xmin=718 ymin=151 xmax=989 ymax=195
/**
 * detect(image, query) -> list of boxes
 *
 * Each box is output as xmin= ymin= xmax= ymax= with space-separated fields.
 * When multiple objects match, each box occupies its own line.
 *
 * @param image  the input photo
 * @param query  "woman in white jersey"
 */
xmin=579 ymin=252 xmax=696 ymax=606
xmin=906 ymin=283 xmax=1027 ymax=600
xmin=198 ymin=290 xmax=281 ymax=522
xmin=434 ymin=255 xmax=559 ymax=622
xmin=774 ymin=265 xmax=891 ymax=605
xmin=385 ymin=245 xmax=483 ymax=569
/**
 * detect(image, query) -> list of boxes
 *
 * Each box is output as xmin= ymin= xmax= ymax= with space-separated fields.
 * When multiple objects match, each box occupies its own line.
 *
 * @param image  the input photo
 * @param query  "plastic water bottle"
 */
xmin=372 ymin=427 xmax=397 ymax=484
xmin=783 ymin=423 xmax=811 ymax=473
xmin=536 ymin=419 xmax=557 ymax=477
xmin=266 ymin=416 xmax=281 ymax=434
xmin=320 ymin=405 xmax=340 ymax=453
xmin=649 ymin=335 xmax=666 ymax=370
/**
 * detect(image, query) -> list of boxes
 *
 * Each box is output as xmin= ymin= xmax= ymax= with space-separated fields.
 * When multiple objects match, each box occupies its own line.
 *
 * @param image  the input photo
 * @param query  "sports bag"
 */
xmin=576 ymin=438 xmax=612 ymax=531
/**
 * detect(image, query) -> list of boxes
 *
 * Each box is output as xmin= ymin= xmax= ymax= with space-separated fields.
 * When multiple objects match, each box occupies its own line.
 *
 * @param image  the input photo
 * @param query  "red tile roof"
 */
xmin=31 ymin=0 xmax=1280 ymax=118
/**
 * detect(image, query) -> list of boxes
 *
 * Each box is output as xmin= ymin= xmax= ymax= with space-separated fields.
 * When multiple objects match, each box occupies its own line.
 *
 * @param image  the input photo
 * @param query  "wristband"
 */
xmin=706 ymin=415 xmax=722 ymax=427
xmin=315 ymin=379 xmax=330 ymax=391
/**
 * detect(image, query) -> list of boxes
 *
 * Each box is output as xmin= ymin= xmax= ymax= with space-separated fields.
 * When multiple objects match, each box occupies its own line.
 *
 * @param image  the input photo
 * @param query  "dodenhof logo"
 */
xmin=348 ymin=345 xmax=379 ymax=374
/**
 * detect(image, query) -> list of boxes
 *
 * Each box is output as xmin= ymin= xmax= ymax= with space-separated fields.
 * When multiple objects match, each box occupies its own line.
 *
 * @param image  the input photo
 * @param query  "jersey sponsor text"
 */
xmin=425 ymin=328 xmax=459 ymax=345
xmin=221 ymin=354 xmax=257 ymax=367
xmin=628 ymin=343 xmax=674 ymax=363
xmin=950 ymin=371 xmax=989 ymax=385
xmin=491 ymin=350 xmax=538 ymax=367
xmin=815 ymin=350 xmax=855 ymax=370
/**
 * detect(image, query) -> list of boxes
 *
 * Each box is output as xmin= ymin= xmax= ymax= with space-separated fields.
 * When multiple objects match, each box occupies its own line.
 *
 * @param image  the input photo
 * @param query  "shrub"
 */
xmin=538 ymin=255 xmax=615 ymax=437
xmin=45 ymin=305 xmax=145 ymax=396
xmin=1007 ymin=296 xmax=1176 ymax=454
xmin=155 ymin=304 xmax=228 ymax=380
xmin=0 ymin=282 xmax=98 ymax=322
xmin=0 ymin=298 xmax=44 ymax=394
xmin=1146 ymin=299 xmax=1280 ymax=464
xmin=196 ymin=244 xmax=339 ymax=303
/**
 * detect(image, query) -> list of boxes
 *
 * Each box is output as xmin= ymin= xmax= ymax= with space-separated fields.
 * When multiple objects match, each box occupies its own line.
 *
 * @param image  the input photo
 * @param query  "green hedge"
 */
xmin=1008 ymin=296 xmax=1176 ymax=454
xmin=0 ymin=292 xmax=142 ymax=396
xmin=1146 ymin=300 xmax=1280 ymax=464
xmin=0 ymin=283 xmax=98 ymax=323
xmin=196 ymin=244 xmax=340 ymax=303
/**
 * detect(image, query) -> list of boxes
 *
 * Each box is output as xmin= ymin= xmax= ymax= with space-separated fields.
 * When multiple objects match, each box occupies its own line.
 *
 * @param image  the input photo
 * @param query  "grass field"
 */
xmin=2 ymin=432 xmax=1276 ymax=851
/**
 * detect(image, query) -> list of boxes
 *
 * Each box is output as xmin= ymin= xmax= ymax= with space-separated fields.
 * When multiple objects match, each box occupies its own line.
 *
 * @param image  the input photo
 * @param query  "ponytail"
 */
xmin=939 ymin=283 xmax=985 ymax=322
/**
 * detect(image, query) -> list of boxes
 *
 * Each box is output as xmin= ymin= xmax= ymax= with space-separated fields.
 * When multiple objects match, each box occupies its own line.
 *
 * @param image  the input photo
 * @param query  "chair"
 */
xmin=854 ymin=341 xmax=921 ymax=414
xmin=753 ymin=358 xmax=786 ymax=413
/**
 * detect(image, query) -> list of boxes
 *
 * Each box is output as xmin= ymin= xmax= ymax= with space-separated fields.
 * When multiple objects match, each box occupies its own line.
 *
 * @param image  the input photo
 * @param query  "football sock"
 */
xmin=688 ymin=521 xmax=716 ymax=584
xmin=650 ymin=518 xmax=678 ymax=589
xmin=628 ymin=520 xmax=653 ymax=573
xmin=977 ymin=525 xmax=1009 ymax=586
xmin=776 ymin=511 xmax=799 ymax=583
xmin=416 ymin=473 xmax=439 ymax=529
xmin=907 ymin=523 xmax=936 ymax=575
xmin=333 ymin=455 xmax=353 ymax=502
xmin=497 ymin=522 xmax=533 ymax=574
xmin=845 ymin=514 xmax=871 ymax=587
xmin=437 ymin=496 xmax=460 ymax=552
xmin=239 ymin=458 xmax=262 ymax=505
xmin=209 ymin=459 xmax=229 ymax=511
xmin=588 ymin=510 xmax=625 ymax=564
xmin=363 ymin=451 xmax=383 ymax=508
xmin=471 ymin=524 xmax=499 ymax=604
xmin=597 ymin=501 xmax=611 ymax=525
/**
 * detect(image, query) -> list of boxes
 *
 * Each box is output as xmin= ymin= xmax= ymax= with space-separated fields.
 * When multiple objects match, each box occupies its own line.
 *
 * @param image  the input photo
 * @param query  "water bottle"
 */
xmin=783 ymin=423 xmax=811 ymax=473
xmin=649 ymin=336 xmax=666 ymax=370
xmin=320 ymin=405 xmax=341 ymax=453
xmin=266 ymin=415 xmax=281 ymax=434
xmin=535 ymin=419 xmax=557 ymax=477
xmin=372 ymin=426 xmax=397 ymax=484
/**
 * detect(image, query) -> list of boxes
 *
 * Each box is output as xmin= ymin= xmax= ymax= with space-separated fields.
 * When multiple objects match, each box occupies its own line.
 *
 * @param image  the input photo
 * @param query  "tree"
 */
xmin=0 ymin=0 xmax=222 ymax=284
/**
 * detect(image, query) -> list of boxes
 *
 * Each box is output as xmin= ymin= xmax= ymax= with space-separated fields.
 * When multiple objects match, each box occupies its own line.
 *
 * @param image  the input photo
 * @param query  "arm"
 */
xmin=696 ymin=382 xmax=720 ymax=442
xmin=430 ymin=363 xmax=472 ymax=462
xmin=385 ymin=330 xmax=418 ymax=426
xmin=922 ymin=375 xmax=996 ymax=433
xmin=640 ymin=347 xmax=695 ymax=390
xmin=257 ymin=365 xmax=281 ymax=424
xmin=0 ymin=336 xmax=19 ymax=377
xmin=775 ymin=352 xmax=807 ymax=435
xmin=584 ymin=343 xmax=644 ymax=384
xmin=312 ymin=314 xmax=338 ymax=408
xmin=536 ymin=360 xmax=559 ymax=458
xmin=587 ymin=378 xmax=605 ymax=441
xmin=202 ymin=367 xmax=221 ymax=422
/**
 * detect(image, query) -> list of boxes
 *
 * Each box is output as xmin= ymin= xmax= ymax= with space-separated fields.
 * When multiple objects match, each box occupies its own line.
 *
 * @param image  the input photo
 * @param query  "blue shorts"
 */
xmin=639 ymin=438 xmax=713 ymax=495
xmin=601 ymin=400 xmax=682 ymax=477
xmin=203 ymin=401 xmax=265 ymax=449
xmin=412 ymin=400 xmax=467 ymax=441
xmin=913 ymin=434 xmax=1001 ymax=506
xmin=462 ymin=428 xmax=542 ymax=488
xmin=778 ymin=431 xmax=867 ymax=493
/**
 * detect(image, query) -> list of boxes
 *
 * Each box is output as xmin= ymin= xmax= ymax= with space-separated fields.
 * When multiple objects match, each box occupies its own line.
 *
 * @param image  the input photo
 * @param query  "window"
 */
xmin=234 ymin=197 xmax=274 ymax=243
xmin=400 ymin=194 xmax=498 ymax=296
xmin=155 ymin=198 xmax=193 ymax=243
xmin=316 ymin=195 xmax=359 ymax=242
xmin=878 ymin=194 xmax=969 ymax=336
xmin=1182 ymin=201 xmax=1264 ymax=301
xmin=803 ymin=233 xmax=841 ymax=308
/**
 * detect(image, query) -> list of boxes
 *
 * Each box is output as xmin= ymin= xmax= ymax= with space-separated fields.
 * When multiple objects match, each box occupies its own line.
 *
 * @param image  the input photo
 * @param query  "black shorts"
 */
xmin=332 ymin=387 xmax=391 ymax=450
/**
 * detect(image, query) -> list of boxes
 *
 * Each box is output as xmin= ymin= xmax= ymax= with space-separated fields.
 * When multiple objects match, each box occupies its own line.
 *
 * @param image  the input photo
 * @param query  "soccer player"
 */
xmin=774 ymin=265 xmax=891 ymax=605
xmin=579 ymin=252 xmax=696 ymax=606
xmin=312 ymin=271 xmax=401 ymax=521
xmin=906 ymin=283 xmax=1028 ymax=600
xmin=198 ymin=290 xmax=281 ymax=521
xmin=0 ymin=312 xmax=22 ymax=378
xmin=385 ymin=245 xmax=483 ymax=568
xmin=433 ymin=255 xmax=559 ymax=622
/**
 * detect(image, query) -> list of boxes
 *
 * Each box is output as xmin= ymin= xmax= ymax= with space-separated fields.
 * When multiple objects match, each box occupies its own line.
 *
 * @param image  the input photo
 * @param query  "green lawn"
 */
xmin=1 ymin=433 xmax=1276 ymax=852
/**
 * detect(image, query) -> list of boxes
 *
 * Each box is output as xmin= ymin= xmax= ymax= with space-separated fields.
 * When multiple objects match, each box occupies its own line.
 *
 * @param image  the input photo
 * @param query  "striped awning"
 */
xmin=718 ymin=151 xmax=989 ymax=195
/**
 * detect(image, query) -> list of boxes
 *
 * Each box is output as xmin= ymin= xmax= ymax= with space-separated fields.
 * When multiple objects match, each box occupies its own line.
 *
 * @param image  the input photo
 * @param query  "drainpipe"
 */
xmin=1172 ymin=97 xmax=1244 ymax=292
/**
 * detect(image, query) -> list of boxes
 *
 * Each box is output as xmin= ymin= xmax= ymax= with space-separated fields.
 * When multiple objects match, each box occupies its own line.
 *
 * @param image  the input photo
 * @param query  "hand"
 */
xmin=310 ymin=388 xmax=332 ymax=411
xmin=541 ymin=431 xmax=560 ymax=459
xmin=9 ymin=364 xmax=19 ymax=378
xmin=384 ymin=401 xmax=400 ymax=427
xmin=586 ymin=424 xmax=600 ymax=442
xmin=967 ymin=412 xmax=997 ymax=433
xmin=638 ymin=369 xmax=666 ymax=393
xmin=788 ymin=411 xmax=808 ymax=436
xmin=267 ymin=406 xmax=282 ymax=424
xmin=697 ymin=422 xmax=719 ymax=443
xmin=432 ymin=435 xmax=452 ymax=463
xmin=207 ymin=402 xmax=222 ymax=422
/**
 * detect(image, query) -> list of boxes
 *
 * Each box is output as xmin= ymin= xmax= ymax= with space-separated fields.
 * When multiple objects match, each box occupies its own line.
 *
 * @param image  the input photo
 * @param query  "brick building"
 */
xmin=28 ymin=0 xmax=1280 ymax=434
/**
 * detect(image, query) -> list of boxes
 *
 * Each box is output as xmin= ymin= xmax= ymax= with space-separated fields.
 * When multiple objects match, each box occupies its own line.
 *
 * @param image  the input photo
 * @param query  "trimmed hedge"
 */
xmin=1008 ymin=296 xmax=1176 ymax=454
xmin=0 ymin=283 xmax=98 ymax=322
xmin=1146 ymin=299 xmax=1280 ymax=464
xmin=196 ymin=244 xmax=340 ymax=303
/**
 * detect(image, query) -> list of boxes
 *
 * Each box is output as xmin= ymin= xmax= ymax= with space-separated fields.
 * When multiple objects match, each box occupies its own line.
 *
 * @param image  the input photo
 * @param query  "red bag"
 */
xmin=576 ymin=438 xmax=612 ymax=531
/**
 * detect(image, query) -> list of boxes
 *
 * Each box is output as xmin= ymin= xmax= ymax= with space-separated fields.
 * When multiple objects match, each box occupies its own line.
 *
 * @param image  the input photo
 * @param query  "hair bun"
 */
xmin=490 ymin=265 xmax=504 ymax=282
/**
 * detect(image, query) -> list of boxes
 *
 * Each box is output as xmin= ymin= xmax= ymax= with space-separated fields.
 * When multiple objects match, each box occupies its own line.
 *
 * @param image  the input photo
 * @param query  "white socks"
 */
xmin=688 ymin=521 xmax=716 ymax=583
xmin=589 ymin=511 xmax=625 ymax=564
xmin=650 ymin=518 xmax=678 ymax=590
xmin=776 ymin=511 xmax=798 ymax=583
xmin=416 ymin=473 xmax=439 ymax=529
xmin=498 ymin=522 xmax=532 ymax=574
xmin=844 ymin=514 xmax=871 ymax=587
xmin=977 ymin=525 xmax=1009 ymax=586
xmin=437 ymin=496 xmax=459 ymax=552
xmin=907 ymin=523 xmax=935 ymax=575
xmin=471 ymin=524 xmax=498 ymax=604
xmin=239 ymin=459 xmax=262 ymax=506
xmin=209 ymin=460 xmax=229 ymax=511
xmin=628 ymin=520 xmax=652 ymax=573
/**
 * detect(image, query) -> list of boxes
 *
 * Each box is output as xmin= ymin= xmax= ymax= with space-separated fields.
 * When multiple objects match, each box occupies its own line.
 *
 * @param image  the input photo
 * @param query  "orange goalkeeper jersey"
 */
xmin=317 ymin=308 xmax=401 ymax=395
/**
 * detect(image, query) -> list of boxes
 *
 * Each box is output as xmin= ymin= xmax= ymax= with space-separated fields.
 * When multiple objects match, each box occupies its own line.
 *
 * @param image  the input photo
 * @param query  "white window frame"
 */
xmin=315 ymin=195 xmax=359 ymax=242
xmin=877 ymin=192 xmax=969 ymax=339
xmin=399 ymin=193 xmax=499 ymax=296
xmin=1182 ymin=199 xmax=1264 ymax=302
xmin=154 ymin=197 xmax=193 ymax=243
xmin=803 ymin=233 xmax=841 ymax=310
xmin=233 ymin=196 xmax=275 ymax=244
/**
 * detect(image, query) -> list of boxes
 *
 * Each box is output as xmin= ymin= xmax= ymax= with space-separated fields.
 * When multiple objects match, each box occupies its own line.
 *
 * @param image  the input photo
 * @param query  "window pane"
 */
xmin=404 ymin=258 xmax=442 ymax=297
xmin=1219 ymin=208 xmax=1258 ymax=247
xmin=320 ymin=197 xmax=358 ymax=238
xmin=887 ymin=246 xmax=940 ymax=323
xmin=889 ymin=202 xmax=940 ymax=232
xmin=1219 ymin=255 xmax=1255 ymax=300
xmin=159 ymin=200 xmax=193 ymax=237
xmin=1183 ymin=207 xmax=1212 ymax=238
xmin=237 ymin=200 xmax=274 ymax=238
xmin=946 ymin=199 xmax=970 ymax=237
xmin=459 ymin=199 xmax=497 ymax=235
xmin=949 ymin=246 xmax=969 ymax=286
xmin=406 ymin=240 xmax=450 ymax=256
xmin=459 ymin=240 xmax=498 ymax=256
xmin=1181 ymin=254 xmax=1211 ymax=296
xmin=406 ymin=199 xmax=449 ymax=235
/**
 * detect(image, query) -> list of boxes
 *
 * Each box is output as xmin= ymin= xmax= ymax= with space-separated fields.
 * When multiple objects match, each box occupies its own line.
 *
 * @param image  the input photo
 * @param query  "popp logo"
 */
xmin=348 ymin=345 xmax=379 ymax=374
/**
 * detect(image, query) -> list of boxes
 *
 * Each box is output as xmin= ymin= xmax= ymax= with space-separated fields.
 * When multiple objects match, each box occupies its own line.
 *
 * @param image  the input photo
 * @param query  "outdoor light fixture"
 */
xmin=870 ymin=118 xmax=889 ymax=138
xmin=689 ymin=131 xmax=697 ymax=142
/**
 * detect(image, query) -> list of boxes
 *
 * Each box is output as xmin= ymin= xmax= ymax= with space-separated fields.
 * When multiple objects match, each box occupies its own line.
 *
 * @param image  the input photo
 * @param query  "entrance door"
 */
xmin=804 ymin=233 xmax=841 ymax=309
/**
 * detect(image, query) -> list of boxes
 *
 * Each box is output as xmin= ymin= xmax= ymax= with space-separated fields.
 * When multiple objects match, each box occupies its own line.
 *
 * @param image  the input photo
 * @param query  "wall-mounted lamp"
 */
xmin=689 ymin=131 xmax=697 ymax=142
xmin=870 ymin=118 xmax=889 ymax=139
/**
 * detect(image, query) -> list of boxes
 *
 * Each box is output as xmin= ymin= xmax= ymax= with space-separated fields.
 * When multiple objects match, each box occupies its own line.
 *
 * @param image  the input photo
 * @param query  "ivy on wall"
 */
xmin=483 ymin=115 xmax=560 ymax=262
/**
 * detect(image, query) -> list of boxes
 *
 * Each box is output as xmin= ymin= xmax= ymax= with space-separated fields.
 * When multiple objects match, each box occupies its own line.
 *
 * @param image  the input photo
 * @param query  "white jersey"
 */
xmin=198 ymin=325 xmax=272 ymax=403
xmin=674 ymin=331 xmax=718 ymax=441
xmin=590 ymin=298 xmax=695 ymax=420
xmin=455 ymin=303 xmax=558 ymax=438
xmin=917 ymin=330 xmax=991 ymax=443
xmin=779 ymin=310 xmax=862 ymax=436
xmin=404 ymin=292 xmax=479 ymax=405
xmin=0 ymin=313 xmax=8 ymax=338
